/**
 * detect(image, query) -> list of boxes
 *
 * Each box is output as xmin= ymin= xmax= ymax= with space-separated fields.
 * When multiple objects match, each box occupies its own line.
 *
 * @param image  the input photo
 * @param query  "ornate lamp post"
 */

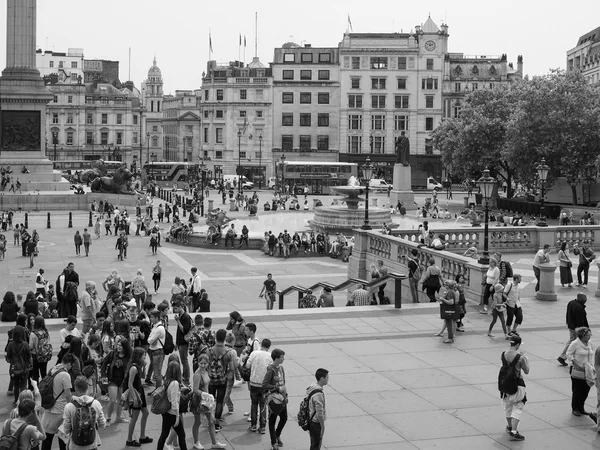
xmin=362 ymin=156 xmax=374 ymax=230
xmin=146 ymin=131 xmax=150 ymax=182
xmin=258 ymin=134 xmax=263 ymax=189
xmin=536 ymin=158 xmax=549 ymax=227
xmin=198 ymin=157 xmax=206 ymax=216
xmin=477 ymin=169 xmax=495 ymax=265
xmin=237 ymin=130 xmax=242 ymax=194
xmin=280 ymin=154 xmax=287 ymax=196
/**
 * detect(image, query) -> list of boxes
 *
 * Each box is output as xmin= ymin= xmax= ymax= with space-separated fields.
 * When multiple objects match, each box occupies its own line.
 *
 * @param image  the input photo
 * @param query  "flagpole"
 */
xmin=243 ymin=35 xmax=246 ymax=64
xmin=255 ymin=12 xmax=258 ymax=58
xmin=238 ymin=33 xmax=241 ymax=64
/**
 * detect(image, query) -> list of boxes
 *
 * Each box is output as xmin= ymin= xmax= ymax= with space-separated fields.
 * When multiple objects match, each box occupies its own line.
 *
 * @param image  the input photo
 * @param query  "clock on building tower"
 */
xmin=425 ymin=40 xmax=436 ymax=51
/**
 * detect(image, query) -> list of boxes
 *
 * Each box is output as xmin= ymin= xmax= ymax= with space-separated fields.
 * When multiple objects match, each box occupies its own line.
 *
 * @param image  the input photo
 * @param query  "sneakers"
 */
xmin=247 ymin=416 xmax=252 ymax=422
xmin=557 ymin=357 xmax=568 ymax=366
xmin=259 ymin=428 xmax=266 ymax=434
xmin=487 ymin=332 xmax=494 ymax=337
xmin=115 ymin=417 xmax=130 ymax=423
xmin=572 ymin=410 xmax=582 ymax=416
xmin=98 ymin=395 xmax=110 ymax=402
xmin=583 ymin=284 xmax=588 ymax=288
xmin=126 ymin=441 xmax=141 ymax=447
xmin=509 ymin=431 xmax=525 ymax=441
xmin=248 ymin=425 xmax=257 ymax=432
xmin=214 ymin=423 xmax=222 ymax=431
xmin=276 ymin=437 xmax=283 ymax=447
xmin=233 ymin=380 xmax=244 ymax=388
xmin=211 ymin=444 xmax=227 ymax=449
xmin=139 ymin=437 xmax=153 ymax=444
xmin=193 ymin=442 xmax=204 ymax=450
xmin=506 ymin=426 xmax=512 ymax=434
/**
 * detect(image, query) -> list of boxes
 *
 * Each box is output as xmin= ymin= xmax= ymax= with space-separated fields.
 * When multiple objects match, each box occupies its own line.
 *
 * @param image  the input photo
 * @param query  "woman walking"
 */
xmin=487 ymin=284 xmax=509 ymax=339
xmin=152 ymin=260 xmax=162 ymax=294
xmin=436 ymin=280 xmax=459 ymax=344
xmin=101 ymin=338 xmax=132 ymax=424
xmin=94 ymin=217 xmax=101 ymax=239
xmin=124 ymin=347 xmax=153 ymax=447
xmin=558 ymin=241 xmax=574 ymax=288
xmin=6 ymin=325 xmax=31 ymax=406
xmin=481 ymin=257 xmax=500 ymax=314
xmin=156 ymin=361 xmax=188 ymax=450
xmin=566 ymin=327 xmax=596 ymax=420
xmin=421 ymin=258 xmax=443 ymax=303
xmin=191 ymin=354 xmax=226 ymax=449
xmin=74 ymin=230 xmax=82 ymax=256
xmin=30 ymin=316 xmax=51 ymax=382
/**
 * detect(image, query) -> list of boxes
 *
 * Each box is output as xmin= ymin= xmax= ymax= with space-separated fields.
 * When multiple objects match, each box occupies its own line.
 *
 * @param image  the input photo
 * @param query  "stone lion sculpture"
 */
xmin=80 ymin=159 xmax=108 ymax=184
xmin=90 ymin=166 xmax=135 ymax=194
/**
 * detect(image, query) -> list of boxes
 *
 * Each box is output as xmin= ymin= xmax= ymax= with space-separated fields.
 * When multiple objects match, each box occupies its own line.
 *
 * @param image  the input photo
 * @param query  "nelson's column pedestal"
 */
xmin=0 ymin=0 xmax=68 ymax=193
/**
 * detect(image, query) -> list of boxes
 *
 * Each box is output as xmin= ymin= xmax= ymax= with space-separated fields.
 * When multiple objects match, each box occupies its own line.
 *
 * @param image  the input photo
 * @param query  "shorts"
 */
xmin=502 ymin=397 xmax=525 ymax=420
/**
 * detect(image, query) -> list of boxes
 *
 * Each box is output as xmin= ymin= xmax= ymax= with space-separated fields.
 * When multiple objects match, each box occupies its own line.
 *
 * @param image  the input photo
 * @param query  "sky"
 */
xmin=0 ymin=0 xmax=598 ymax=95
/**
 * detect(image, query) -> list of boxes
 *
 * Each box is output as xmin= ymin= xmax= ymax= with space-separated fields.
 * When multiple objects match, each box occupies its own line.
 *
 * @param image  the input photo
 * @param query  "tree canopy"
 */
xmin=432 ymin=70 xmax=600 ymax=203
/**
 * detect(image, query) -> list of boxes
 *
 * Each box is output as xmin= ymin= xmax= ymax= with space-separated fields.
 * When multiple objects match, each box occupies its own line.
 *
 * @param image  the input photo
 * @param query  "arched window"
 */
xmin=157 ymin=101 xmax=160 ymax=112
xmin=150 ymin=100 xmax=154 ymax=112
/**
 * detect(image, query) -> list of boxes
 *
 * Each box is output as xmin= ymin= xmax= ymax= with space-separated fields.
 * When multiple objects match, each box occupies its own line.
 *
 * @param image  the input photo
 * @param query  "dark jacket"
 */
xmin=175 ymin=312 xmax=192 ymax=346
xmin=566 ymin=299 xmax=589 ymax=330
xmin=573 ymin=247 xmax=596 ymax=265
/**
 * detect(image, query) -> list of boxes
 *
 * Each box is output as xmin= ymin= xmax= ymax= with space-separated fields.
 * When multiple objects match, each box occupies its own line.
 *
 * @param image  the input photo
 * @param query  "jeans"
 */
xmin=250 ymin=386 xmax=266 ymax=428
xmin=157 ymin=413 xmax=187 ymax=450
xmin=506 ymin=306 xmax=523 ymax=327
xmin=12 ymin=374 xmax=27 ymax=404
xmin=482 ymin=283 xmax=493 ymax=306
xmin=559 ymin=329 xmax=577 ymax=360
xmin=577 ymin=263 xmax=590 ymax=285
xmin=224 ymin=378 xmax=235 ymax=412
xmin=31 ymin=359 xmax=47 ymax=382
xmin=268 ymin=405 xmax=288 ymax=445
xmin=84 ymin=243 xmax=90 ymax=256
xmin=309 ymin=421 xmax=323 ymax=450
xmin=178 ymin=344 xmax=190 ymax=385
xmin=148 ymin=349 xmax=165 ymax=387
xmin=444 ymin=318 xmax=454 ymax=340
xmin=42 ymin=433 xmax=66 ymax=450
xmin=488 ymin=309 xmax=508 ymax=334
xmin=283 ymin=243 xmax=290 ymax=257
xmin=225 ymin=235 xmax=235 ymax=248
xmin=571 ymin=376 xmax=591 ymax=413
xmin=208 ymin=383 xmax=227 ymax=420
xmin=409 ymin=278 xmax=419 ymax=303
xmin=533 ymin=266 xmax=541 ymax=291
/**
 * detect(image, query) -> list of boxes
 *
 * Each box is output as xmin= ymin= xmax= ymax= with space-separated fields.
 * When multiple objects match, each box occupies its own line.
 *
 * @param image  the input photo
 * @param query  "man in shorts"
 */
xmin=501 ymin=335 xmax=529 ymax=441
xmin=259 ymin=273 xmax=277 ymax=310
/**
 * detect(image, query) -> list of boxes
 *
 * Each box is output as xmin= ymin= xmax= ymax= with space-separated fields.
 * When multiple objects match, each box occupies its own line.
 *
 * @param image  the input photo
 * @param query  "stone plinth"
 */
xmin=0 ymin=191 xmax=143 ymax=211
xmin=535 ymin=263 xmax=558 ymax=301
xmin=390 ymin=164 xmax=414 ymax=208
xmin=311 ymin=206 xmax=392 ymax=234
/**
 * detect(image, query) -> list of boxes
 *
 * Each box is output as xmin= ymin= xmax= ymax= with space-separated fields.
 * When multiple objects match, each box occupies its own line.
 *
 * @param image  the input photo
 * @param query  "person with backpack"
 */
xmin=62 ymin=376 xmax=106 ymax=450
xmin=187 ymin=315 xmax=206 ymax=373
xmin=101 ymin=339 xmax=132 ymax=424
xmin=124 ymin=348 xmax=153 ymax=447
xmin=303 ymin=368 xmax=329 ymax=450
xmin=226 ymin=311 xmax=246 ymax=357
xmin=281 ymin=230 xmax=291 ymax=258
xmin=223 ymin=332 xmax=242 ymax=414
xmin=40 ymin=354 xmax=75 ymax=450
xmin=208 ymin=329 xmax=233 ymax=431
xmin=566 ymin=327 xmax=597 ymax=420
xmin=156 ymin=362 xmax=188 ymax=450
xmin=494 ymin=252 xmax=513 ymax=286
xmin=262 ymin=348 xmax=288 ymax=450
xmin=6 ymin=325 xmax=32 ymax=406
xmin=173 ymin=299 xmax=192 ymax=385
xmin=246 ymin=338 xmax=272 ymax=434
xmin=30 ymin=316 xmax=52 ymax=382
xmin=2 ymin=399 xmax=46 ymax=450
xmin=499 ymin=335 xmax=529 ymax=441
xmin=146 ymin=311 xmax=166 ymax=387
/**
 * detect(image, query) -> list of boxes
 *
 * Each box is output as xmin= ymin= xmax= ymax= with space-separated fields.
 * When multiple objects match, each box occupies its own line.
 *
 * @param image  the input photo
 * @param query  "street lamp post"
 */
xmin=536 ymin=158 xmax=549 ymax=227
xmin=198 ymin=157 xmax=206 ymax=216
xmin=362 ymin=156 xmax=374 ymax=230
xmin=151 ymin=153 xmax=156 ymax=181
xmin=146 ymin=131 xmax=150 ymax=181
xmin=280 ymin=154 xmax=287 ymax=196
xmin=476 ymin=169 xmax=495 ymax=265
xmin=258 ymin=134 xmax=263 ymax=189
xmin=237 ymin=130 xmax=242 ymax=194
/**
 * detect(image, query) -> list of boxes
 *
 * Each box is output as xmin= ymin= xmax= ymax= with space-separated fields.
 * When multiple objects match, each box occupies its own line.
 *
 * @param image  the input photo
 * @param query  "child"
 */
xmin=488 ymin=283 xmax=508 ymax=339
xmin=455 ymin=274 xmax=467 ymax=331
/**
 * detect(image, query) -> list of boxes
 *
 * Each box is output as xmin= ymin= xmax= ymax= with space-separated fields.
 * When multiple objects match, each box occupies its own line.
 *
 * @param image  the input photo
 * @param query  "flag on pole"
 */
xmin=242 ymin=116 xmax=248 ymax=134
xmin=239 ymin=33 xmax=242 ymax=46
xmin=244 ymin=35 xmax=246 ymax=47
xmin=348 ymin=14 xmax=353 ymax=32
xmin=209 ymin=33 xmax=213 ymax=53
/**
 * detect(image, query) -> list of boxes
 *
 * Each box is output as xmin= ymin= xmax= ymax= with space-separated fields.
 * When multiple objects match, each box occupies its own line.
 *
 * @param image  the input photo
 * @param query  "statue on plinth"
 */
xmin=90 ymin=166 xmax=136 ymax=194
xmin=395 ymin=131 xmax=410 ymax=166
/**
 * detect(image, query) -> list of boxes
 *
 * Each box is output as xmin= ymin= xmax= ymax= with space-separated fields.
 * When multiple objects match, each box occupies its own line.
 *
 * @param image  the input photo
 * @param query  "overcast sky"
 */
xmin=1 ymin=0 xmax=597 ymax=94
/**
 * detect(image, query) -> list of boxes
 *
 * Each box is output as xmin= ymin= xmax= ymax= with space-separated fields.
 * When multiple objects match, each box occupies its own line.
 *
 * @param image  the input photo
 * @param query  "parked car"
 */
xmin=369 ymin=179 xmax=392 ymax=191
xmin=427 ymin=177 xmax=443 ymax=191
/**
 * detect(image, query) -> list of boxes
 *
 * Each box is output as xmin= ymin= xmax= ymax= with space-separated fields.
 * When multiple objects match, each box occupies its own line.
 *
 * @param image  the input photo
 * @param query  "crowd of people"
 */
xmin=263 ymin=230 xmax=354 ymax=260
xmin=1 ymin=285 xmax=331 ymax=450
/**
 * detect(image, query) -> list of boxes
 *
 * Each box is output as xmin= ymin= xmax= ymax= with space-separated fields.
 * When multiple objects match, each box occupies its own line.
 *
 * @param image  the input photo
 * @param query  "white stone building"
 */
xmin=567 ymin=26 xmax=600 ymax=83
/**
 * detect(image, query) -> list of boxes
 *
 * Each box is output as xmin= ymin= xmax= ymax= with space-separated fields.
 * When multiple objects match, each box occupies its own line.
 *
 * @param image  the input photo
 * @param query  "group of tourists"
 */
xmin=263 ymin=230 xmax=353 ymax=259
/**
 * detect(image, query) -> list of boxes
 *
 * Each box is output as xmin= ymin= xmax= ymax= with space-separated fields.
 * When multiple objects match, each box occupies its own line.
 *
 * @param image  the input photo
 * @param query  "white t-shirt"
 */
xmin=59 ymin=327 xmax=82 ymax=343
xmin=50 ymin=370 xmax=73 ymax=414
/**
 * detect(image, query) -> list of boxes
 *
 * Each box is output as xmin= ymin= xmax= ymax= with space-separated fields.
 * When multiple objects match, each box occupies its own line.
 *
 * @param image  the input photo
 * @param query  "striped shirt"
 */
xmin=351 ymin=288 xmax=371 ymax=306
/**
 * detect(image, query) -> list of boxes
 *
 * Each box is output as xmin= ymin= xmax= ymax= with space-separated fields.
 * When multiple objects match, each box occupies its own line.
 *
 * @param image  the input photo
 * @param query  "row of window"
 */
xmin=202 ymin=110 xmax=264 ymax=119
xmin=454 ymin=82 xmax=495 ymax=92
xmin=48 ymin=61 xmax=78 ymax=69
xmin=348 ymin=94 xmax=435 ymax=109
xmin=52 ymin=112 xmax=130 ymax=125
xmin=283 ymin=53 xmax=332 ymax=64
xmin=349 ymin=56 xmax=435 ymax=71
xmin=349 ymin=77 xmax=439 ymax=90
xmin=281 ymin=113 xmax=330 ymax=127
xmin=53 ymin=130 xmax=125 ymax=146
xmin=281 ymin=92 xmax=330 ymax=104
xmin=347 ymin=136 xmax=433 ymax=154
xmin=210 ymin=88 xmax=265 ymax=102
xmin=282 ymin=70 xmax=330 ymax=81
xmin=281 ymin=135 xmax=330 ymax=151
xmin=347 ymin=114 xmax=434 ymax=131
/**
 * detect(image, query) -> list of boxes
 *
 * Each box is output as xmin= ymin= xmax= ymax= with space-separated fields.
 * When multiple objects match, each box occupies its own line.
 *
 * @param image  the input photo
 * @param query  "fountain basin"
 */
xmin=310 ymin=205 xmax=392 ymax=234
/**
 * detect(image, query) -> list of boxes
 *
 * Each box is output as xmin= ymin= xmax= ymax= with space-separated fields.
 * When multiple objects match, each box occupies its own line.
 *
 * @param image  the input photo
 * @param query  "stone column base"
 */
xmin=390 ymin=190 xmax=415 ymax=208
xmin=535 ymin=263 xmax=558 ymax=301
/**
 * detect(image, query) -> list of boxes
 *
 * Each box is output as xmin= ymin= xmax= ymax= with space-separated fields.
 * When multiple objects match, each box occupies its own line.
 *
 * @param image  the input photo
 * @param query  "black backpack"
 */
xmin=39 ymin=368 xmax=66 ymax=409
xmin=159 ymin=327 xmax=175 ymax=355
xmin=504 ymin=261 xmax=513 ymax=279
xmin=0 ymin=420 xmax=28 ymax=450
xmin=498 ymin=352 xmax=521 ymax=395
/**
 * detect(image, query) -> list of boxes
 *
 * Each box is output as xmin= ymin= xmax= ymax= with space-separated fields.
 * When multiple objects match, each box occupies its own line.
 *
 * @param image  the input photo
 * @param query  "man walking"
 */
xmin=146 ymin=310 xmax=166 ymax=387
xmin=407 ymin=249 xmax=421 ymax=303
xmin=558 ymin=293 xmax=589 ymax=366
xmin=246 ymin=338 xmax=272 ymax=434
xmin=190 ymin=267 xmax=202 ymax=312
xmin=500 ymin=335 xmax=529 ymax=441
xmin=82 ymin=228 xmax=91 ymax=257
xmin=173 ymin=299 xmax=192 ymax=385
xmin=574 ymin=241 xmax=596 ymax=288
xmin=504 ymin=275 xmax=524 ymax=336
xmin=532 ymin=244 xmax=550 ymax=293
xmin=208 ymin=329 xmax=233 ymax=431
xmin=262 ymin=348 xmax=288 ymax=450
xmin=308 ymin=368 xmax=329 ymax=450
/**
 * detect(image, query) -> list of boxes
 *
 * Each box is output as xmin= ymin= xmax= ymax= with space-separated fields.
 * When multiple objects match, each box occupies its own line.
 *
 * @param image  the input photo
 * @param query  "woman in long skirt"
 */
xmin=558 ymin=241 xmax=573 ymax=288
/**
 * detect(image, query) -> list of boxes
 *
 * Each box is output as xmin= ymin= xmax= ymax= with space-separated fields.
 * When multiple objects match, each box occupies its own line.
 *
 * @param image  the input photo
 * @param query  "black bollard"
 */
xmin=68 ymin=212 xmax=73 ymax=228
xmin=25 ymin=212 xmax=28 ymax=229
xmin=88 ymin=211 xmax=93 ymax=227
xmin=183 ymin=204 xmax=187 ymax=217
xmin=46 ymin=212 xmax=50 ymax=229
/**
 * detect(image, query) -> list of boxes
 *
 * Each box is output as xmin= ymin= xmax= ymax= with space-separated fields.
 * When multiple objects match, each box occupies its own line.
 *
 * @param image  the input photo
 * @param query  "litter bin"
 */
xmin=463 ymin=197 xmax=469 ymax=208
xmin=229 ymin=199 xmax=236 ymax=212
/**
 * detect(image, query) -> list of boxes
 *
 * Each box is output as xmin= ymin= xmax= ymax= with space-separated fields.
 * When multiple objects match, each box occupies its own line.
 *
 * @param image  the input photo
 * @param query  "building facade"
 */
xmin=141 ymin=58 xmax=165 ymax=168
xmin=36 ymin=48 xmax=84 ymax=84
xmin=567 ymin=26 xmax=600 ymax=83
xmin=199 ymin=58 xmax=273 ymax=184
xmin=162 ymin=90 xmax=202 ymax=163
xmin=271 ymin=44 xmax=341 ymax=178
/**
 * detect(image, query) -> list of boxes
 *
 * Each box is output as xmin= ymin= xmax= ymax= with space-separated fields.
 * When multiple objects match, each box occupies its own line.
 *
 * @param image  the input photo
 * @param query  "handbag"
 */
xmin=424 ymin=274 xmax=441 ymax=289
xmin=440 ymin=301 xmax=457 ymax=320
xmin=266 ymin=391 xmax=286 ymax=414
xmin=571 ymin=361 xmax=586 ymax=380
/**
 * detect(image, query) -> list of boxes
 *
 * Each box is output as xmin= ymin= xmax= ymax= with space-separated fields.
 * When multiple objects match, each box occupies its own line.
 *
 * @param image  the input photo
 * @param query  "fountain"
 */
xmin=310 ymin=176 xmax=392 ymax=234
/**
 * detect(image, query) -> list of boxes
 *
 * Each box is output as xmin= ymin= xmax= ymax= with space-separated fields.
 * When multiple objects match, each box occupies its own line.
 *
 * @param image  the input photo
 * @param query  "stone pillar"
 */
xmin=595 ymin=260 xmax=600 ymax=298
xmin=536 ymin=263 xmax=558 ymax=301
xmin=4 ymin=0 xmax=39 ymax=77
xmin=347 ymin=229 xmax=369 ymax=281
xmin=390 ymin=164 xmax=415 ymax=208
xmin=208 ymin=199 xmax=214 ymax=211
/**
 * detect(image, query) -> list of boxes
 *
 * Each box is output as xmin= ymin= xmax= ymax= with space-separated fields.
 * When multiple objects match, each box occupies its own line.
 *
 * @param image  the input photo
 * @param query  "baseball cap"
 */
xmin=64 ymin=315 xmax=77 ymax=324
